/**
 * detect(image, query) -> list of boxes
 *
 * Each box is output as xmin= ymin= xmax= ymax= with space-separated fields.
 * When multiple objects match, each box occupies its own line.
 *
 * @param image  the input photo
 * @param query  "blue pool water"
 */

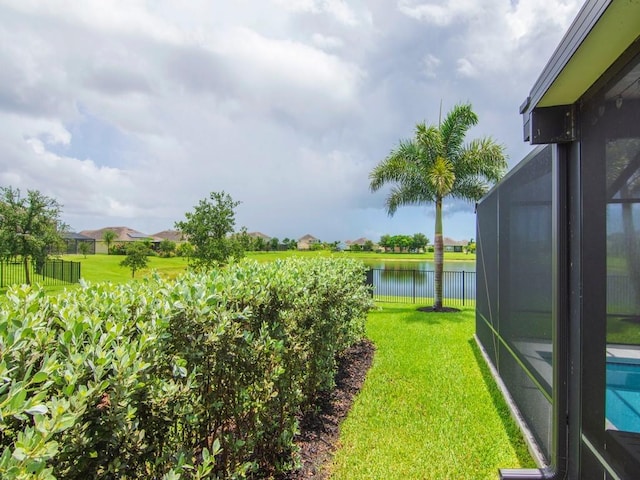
xmin=607 ymin=361 xmax=640 ymax=432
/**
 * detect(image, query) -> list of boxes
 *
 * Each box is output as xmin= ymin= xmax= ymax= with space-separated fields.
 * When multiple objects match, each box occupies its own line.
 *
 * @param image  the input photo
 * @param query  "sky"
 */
xmin=0 ymin=0 xmax=584 ymax=243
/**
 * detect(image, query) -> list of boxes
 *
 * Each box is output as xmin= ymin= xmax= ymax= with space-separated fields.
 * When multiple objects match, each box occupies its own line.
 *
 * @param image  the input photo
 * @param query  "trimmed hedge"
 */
xmin=0 ymin=257 xmax=373 ymax=479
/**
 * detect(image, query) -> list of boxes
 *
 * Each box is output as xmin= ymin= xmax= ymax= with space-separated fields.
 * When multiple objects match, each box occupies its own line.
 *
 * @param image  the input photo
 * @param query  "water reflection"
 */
xmin=367 ymin=260 xmax=476 ymax=303
xmin=363 ymin=259 xmax=476 ymax=272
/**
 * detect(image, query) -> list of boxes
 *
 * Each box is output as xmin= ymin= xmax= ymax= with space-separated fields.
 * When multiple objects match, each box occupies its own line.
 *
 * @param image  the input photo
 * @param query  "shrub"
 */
xmin=108 ymin=242 xmax=128 ymax=255
xmin=0 ymin=257 xmax=373 ymax=479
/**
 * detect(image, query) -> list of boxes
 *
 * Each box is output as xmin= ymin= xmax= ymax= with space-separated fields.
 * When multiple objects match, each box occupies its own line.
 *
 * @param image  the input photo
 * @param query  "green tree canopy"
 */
xmin=175 ymin=191 xmax=242 ymax=269
xmin=119 ymin=241 xmax=150 ymax=278
xmin=0 ymin=186 xmax=67 ymax=284
xmin=370 ymin=103 xmax=507 ymax=310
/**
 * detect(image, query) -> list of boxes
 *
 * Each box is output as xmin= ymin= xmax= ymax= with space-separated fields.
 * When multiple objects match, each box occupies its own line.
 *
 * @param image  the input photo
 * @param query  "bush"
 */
xmin=0 ymin=257 xmax=373 ymax=479
xmin=108 ymin=242 xmax=128 ymax=255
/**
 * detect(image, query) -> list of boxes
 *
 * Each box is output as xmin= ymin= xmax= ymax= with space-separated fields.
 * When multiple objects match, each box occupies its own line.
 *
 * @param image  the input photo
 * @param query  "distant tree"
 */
xmin=467 ymin=239 xmax=476 ymax=254
xmin=379 ymin=234 xmax=391 ymax=252
xmin=412 ymin=233 xmax=429 ymax=252
xmin=78 ymin=241 xmax=91 ymax=258
xmin=102 ymin=230 xmax=116 ymax=255
xmin=176 ymin=241 xmax=194 ymax=258
xmin=370 ymin=103 xmax=507 ymax=310
xmin=230 ymin=227 xmax=252 ymax=256
xmin=394 ymin=235 xmax=412 ymax=252
xmin=158 ymin=239 xmax=176 ymax=258
xmin=282 ymin=237 xmax=298 ymax=250
xmin=287 ymin=238 xmax=298 ymax=250
xmin=252 ymin=236 xmax=266 ymax=252
xmin=269 ymin=237 xmax=280 ymax=251
xmin=120 ymin=241 xmax=150 ymax=278
xmin=0 ymin=186 xmax=68 ymax=285
xmin=350 ymin=244 xmax=362 ymax=252
xmin=363 ymin=240 xmax=374 ymax=252
xmin=175 ymin=191 xmax=242 ymax=269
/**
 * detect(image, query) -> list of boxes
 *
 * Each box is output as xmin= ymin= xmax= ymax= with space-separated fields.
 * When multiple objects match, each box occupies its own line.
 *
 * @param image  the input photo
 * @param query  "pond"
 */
xmin=362 ymin=259 xmax=476 ymax=272
xmin=364 ymin=259 xmax=476 ymax=305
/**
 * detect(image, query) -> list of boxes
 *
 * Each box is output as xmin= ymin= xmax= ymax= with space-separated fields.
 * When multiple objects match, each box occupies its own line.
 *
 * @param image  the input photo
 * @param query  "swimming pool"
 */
xmin=607 ymin=360 xmax=640 ymax=432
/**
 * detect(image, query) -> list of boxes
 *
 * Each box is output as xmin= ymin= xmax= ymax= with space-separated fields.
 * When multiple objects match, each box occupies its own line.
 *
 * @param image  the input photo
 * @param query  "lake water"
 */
xmin=363 ymin=259 xmax=476 ymax=272
xmin=364 ymin=259 xmax=476 ymax=304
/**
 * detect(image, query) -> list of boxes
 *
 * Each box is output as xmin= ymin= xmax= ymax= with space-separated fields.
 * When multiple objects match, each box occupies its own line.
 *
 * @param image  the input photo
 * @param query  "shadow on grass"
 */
xmin=405 ymin=305 xmax=467 ymax=324
xmin=468 ymin=338 xmax=537 ymax=468
xmin=371 ymin=302 xmax=470 ymax=325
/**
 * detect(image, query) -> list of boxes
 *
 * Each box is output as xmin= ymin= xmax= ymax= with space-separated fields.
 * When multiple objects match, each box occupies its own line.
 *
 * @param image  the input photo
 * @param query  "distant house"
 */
xmin=345 ymin=237 xmax=375 ymax=251
xmin=61 ymin=232 xmax=96 ymax=255
xmin=297 ymin=234 xmax=320 ymax=250
xmin=443 ymin=237 xmax=467 ymax=253
xmin=80 ymin=226 xmax=163 ymax=254
xmin=248 ymin=231 xmax=270 ymax=240
xmin=346 ymin=237 xmax=368 ymax=247
xmin=152 ymin=230 xmax=185 ymax=243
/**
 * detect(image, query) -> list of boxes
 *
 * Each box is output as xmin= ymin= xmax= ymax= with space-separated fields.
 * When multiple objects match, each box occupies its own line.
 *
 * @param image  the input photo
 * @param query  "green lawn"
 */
xmin=329 ymin=303 xmax=535 ymax=479
xmin=2 ymin=250 xmax=474 ymax=296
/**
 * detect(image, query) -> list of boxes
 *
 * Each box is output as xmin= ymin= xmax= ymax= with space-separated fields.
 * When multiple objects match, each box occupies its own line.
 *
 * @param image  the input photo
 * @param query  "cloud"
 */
xmin=421 ymin=54 xmax=441 ymax=79
xmin=0 ymin=0 xmax=585 ymax=241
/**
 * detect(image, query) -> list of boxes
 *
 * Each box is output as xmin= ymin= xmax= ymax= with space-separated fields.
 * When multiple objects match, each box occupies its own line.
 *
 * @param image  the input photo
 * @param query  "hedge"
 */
xmin=0 ymin=257 xmax=373 ymax=479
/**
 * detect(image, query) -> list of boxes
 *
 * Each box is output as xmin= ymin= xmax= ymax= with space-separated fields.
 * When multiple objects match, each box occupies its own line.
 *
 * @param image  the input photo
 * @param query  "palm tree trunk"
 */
xmin=434 ymin=196 xmax=443 ymax=310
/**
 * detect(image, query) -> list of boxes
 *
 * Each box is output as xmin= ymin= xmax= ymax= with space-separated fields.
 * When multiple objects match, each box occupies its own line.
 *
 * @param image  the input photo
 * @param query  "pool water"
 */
xmin=607 ymin=361 xmax=640 ymax=432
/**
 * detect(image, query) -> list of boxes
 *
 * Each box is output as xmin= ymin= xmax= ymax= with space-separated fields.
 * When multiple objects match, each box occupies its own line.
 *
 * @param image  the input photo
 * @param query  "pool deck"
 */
xmin=607 ymin=344 xmax=640 ymax=362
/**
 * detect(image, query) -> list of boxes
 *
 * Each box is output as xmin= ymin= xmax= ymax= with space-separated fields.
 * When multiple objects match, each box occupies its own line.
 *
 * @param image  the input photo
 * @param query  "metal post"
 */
xmin=413 ymin=269 xmax=417 ymax=304
xmin=462 ymin=271 xmax=466 ymax=306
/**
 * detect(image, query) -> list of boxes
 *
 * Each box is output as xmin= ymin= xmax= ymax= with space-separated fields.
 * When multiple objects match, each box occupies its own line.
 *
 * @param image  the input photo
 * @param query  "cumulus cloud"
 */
xmin=0 ymin=0 xmax=584 ymax=241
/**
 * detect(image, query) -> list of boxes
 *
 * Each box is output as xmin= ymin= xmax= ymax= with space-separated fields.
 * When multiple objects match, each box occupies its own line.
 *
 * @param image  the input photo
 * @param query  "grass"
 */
xmin=55 ymin=250 xmax=474 ymax=284
xmin=329 ymin=303 xmax=535 ymax=479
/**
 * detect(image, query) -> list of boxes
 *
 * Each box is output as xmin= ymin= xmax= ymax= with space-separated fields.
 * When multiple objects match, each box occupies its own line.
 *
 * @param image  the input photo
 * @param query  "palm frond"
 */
xmin=369 ymin=140 xmax=416 ymax=191
xmin=450 ymin=178 xmax=489 ymax=202
xmin=440 ymin=103 xmax=478 ymax=161
xmin=458 ymin=137 xmax=508 ymax=181
xmin=415 ymin=123 xmax=443 ymax=162
xmin=386 ymin=183 xmax=435 ymax=215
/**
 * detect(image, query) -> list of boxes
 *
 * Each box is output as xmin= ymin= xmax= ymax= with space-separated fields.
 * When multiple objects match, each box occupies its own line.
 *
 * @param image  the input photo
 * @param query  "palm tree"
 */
xmin=369 ymin=103 xmax=507 ymax=310
xmin=102 ymin=229 xmax=116 ymax=255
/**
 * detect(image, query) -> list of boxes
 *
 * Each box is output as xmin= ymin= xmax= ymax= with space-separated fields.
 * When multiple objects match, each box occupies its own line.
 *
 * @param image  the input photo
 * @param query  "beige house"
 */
xmin=443 ymin=237 xmax=468 ymax=253
xmin=297 ymin=234 xmax=320 ymax=250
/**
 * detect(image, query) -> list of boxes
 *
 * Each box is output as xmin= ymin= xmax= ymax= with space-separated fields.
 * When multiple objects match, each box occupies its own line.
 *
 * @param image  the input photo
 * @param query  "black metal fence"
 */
xmin=366 ymin=268 xmax=476 ymax=306
xmin=0 ymin=259 xmax=81 ymax=288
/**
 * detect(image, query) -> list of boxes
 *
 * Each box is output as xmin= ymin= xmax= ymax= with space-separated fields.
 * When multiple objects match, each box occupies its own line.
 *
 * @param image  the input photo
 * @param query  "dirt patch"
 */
xmin=282 ymin=338 xmax=376 ymax=480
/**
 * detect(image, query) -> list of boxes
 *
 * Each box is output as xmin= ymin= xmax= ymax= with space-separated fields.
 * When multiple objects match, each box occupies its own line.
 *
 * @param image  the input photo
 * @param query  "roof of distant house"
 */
xmin=79 ymin=226 xmax=162 ymax=242
xmin=152 ymin=230 xmax=184 ymax=242
xmin=248 ymin=231 xmax=271 ymax=240
xmin=346 ymin=237 xmax=371 ymax=246
xmin=62 ymin=232 xmax=94 ymax=241
xmin=298 ymin=234 xmax=319 ymax=242
xmin=443 ymin=237 xmax=468 ymax=247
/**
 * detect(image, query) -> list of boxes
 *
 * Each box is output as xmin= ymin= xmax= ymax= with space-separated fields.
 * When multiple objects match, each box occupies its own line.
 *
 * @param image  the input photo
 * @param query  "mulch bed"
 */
xmin=417 ymin=306 xmax=461 ymax=313
xmin=282 ymin=338 xmax=376 ymax=480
